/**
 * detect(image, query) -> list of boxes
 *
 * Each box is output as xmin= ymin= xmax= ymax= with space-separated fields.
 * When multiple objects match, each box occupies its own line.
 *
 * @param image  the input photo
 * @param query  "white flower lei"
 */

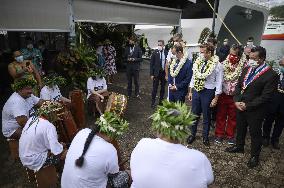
xmin=223 ymin=54 xmax=246 ymax=81
xmin=170 ymin=57 xmax=187 ymax=77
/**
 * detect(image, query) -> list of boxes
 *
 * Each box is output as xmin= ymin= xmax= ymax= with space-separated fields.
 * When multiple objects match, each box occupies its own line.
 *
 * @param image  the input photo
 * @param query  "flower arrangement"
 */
xmin=170 ymin=57 xmax=187 ymax=77
xmin=96 ymin=112 xmax=129 ymax=139
xmin=12 ymin=78 xmax=37 ymax=91
xmin=193 ymin=55 xmax=219 ymax=91
xmin=223 ymin=54 xmax=246 ymax=81
xmin=150 ymin=101 xmax=195 ymax=142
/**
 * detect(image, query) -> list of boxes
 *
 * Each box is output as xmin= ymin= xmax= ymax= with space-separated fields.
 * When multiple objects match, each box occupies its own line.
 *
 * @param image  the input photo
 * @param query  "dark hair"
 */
xmin=207 ymin=38 xmax=217 ymax=46
xmin=173 ymin=33 xmax=183 ymax=41
xmin=173 ymin=45 xmax=183 ymax=54
xmin=75 ymin=126 xmax=99 ymax=167
xmin=129 ymin=36 xmax=136 ymax=42
xmin=251 ymin=46 xmax=266 ymax=60
xmin=158 ymin=40 xmax=165 ymax=45
xmin=231 ymin=44 xmax=244 ymax=57
xmin=38 ymin=40 xmax=45 ymax=45
xmin=247 ymin=36 xmax=254 ymax=41
xmin=25 ymin=36 xmax=33 ymax=42
xmin=204 ymin=44 xmax=215 ymax=55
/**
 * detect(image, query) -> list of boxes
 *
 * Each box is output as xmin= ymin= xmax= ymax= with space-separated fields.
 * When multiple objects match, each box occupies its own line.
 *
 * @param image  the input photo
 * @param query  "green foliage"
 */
xmin=150 ymin=101 xmax=196 ymax=142
xmin=43 ymin=76 xmax=66 ymax=87
xmin=270 ymin=5 xmax=284 ymax=18
xmin=198 ymin=27 xmax=211 ymax=44
xmin=96 ymin=112 xmax=129 ymax=139
xmin=12 ymin=78 xmax=37 ymax=91
xmin=36 ymin=101 xmax=64 ymax=124
xmin=56 ymin=44 xmax=98 ymax=90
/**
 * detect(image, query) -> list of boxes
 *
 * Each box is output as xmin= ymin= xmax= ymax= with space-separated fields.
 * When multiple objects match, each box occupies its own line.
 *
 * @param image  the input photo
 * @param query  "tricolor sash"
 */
xmin=241 ymin=63 xmax=270 ymax=94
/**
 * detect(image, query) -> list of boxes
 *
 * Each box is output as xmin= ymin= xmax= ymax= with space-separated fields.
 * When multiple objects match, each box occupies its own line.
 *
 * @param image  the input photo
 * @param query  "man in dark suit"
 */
xmin=226 ymin=46 xmax=279 ymax=168
xmin=124 ymin=36 xmax=142 ymax=98
xmin=150 ymin=40 xmax=168 ymax=108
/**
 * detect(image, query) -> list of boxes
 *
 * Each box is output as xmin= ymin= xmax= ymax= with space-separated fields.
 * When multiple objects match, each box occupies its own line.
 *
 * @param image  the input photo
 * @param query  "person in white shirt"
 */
xmin=87 ymin=69 xmax=109 ymax=116
xmin=130 ymin=101 xmax=214 ymax=188
xmin=2 ymin=78 xmax=43 ymax=139
xmin=187 ymin=44 xmax=223 ymax=146
xmin=19 ymin=101 xmax=67 ymax=172
xmin=61 ymin=112 xmax=130 ymax=188
xmin=40 ymin=74 xmax=71 ymax=103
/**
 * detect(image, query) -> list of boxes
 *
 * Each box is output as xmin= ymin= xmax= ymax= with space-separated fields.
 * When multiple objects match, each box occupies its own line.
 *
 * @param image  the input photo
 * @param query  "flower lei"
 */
xmin=223 ymin=54 xmax=246 ymax=81
xmin=170 ymin=56 xmax=187 ymax=77
xmin=193 ymin=55 xmax=219 ymax=91
xmin=150 ymin=100 xmax=195 ymax=142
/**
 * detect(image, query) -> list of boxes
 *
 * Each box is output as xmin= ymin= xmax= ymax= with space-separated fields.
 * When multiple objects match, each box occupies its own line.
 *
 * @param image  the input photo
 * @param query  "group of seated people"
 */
xmin=2 ymin=71 xmax=214 ymax=187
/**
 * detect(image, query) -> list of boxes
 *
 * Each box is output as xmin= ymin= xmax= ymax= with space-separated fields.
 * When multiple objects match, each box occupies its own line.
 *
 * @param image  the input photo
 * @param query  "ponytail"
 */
xmin=75 ymin=127 xmax=99 ymax=167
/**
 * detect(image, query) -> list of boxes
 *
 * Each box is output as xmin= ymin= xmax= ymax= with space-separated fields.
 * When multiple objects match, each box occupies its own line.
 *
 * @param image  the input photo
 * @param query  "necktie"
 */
xmin=160 ymin=51 xmax=164 ymax=70
xmin=201 ymin=61 xmax=208 ymax=73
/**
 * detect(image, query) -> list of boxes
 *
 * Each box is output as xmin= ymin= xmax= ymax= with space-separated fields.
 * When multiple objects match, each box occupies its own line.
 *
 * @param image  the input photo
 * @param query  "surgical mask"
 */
xmin=223 ymin=42 xmax=228 ymax=45
xmin=248 ymin=59 xmax=258 ymax=68
xmin=199 ymin=53 xmax=205 ymax=60
xmin=247 ymin=42 xmax=253 ymax=47
xmin=27 ymin=44 xmax=33 ymax=49
xmin=280 ymin=66 xmax=284 ymax=73
xmin=157 ymin=46 xmax=163 ymax=51
xmin=15 ymin=55 xmax=24 ymax=63
xmin=172 ymin=55 xmax=177 ymax=60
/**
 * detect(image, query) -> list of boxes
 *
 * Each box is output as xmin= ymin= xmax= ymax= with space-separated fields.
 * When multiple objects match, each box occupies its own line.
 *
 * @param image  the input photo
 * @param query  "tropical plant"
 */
xmin=198 ymin=27 xmax=212 ymax=44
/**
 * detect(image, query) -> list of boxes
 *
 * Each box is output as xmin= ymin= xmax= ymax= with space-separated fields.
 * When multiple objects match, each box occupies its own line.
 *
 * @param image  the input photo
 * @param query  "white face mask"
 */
xmin=248 ymin=59 xmax=258 ymax=68
xmin=172 ymin=55 xmax=177 ymax=60
xmin=247 ymin=42 xmax=253 ymax=47
xmin=15 ymin=55 xmax=24 ymax=63
xmin=27 ymin=44 xmax=33 ymax=49
xmin=199 ymin=53 xmax=205 ymax=60
xmin=157 ymin=46 xmax=163 ymax=51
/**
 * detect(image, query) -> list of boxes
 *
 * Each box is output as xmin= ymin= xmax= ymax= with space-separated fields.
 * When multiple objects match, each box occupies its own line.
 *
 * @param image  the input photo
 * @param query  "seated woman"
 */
xmin=130 ymin=101 xmax=214 ymax=188
xmin=19 ymin=101 xmax=68 ymax=172
xmin=8 ymin=50 xmax=42 ymax=92
xmin=61 ymin=112 xmax=130 ymax=188
xmin=87 ymin=69 xmax=109 ymax=116
xmin=40 ymin=73 xmax=71 ymax=103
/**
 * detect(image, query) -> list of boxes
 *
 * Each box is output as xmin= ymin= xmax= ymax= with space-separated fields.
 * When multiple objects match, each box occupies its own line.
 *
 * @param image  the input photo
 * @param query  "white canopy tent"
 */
xmin=0 ymin=0 xmax=182 ymax=32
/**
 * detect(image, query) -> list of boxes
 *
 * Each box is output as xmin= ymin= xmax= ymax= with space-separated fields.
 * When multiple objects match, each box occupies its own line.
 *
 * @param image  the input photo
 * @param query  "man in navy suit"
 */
xmin=124 ymin=36 xmax=143 ymax=99
xmin=168 ymin=45 xmax=193 ymax=103
xmin=150 ymin=40 xmax=168 ymax=108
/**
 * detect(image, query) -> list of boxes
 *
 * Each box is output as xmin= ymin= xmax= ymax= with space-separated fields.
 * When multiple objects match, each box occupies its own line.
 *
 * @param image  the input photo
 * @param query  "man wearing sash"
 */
xmin=226 ymin=46 xmax=278 ymax=168
xmin=187 ymin=44 xmax=223 ymax=146
xmin=168 ymin=45 xmax=193 ymax=103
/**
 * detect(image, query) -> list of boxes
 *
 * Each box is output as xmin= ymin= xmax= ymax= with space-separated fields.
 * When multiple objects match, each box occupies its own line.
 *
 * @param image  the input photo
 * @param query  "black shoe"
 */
xmin=187 ymin=135 xmax=196 ymax=144
xmin=247 ymin=156 xmax=259 ymax=168
xmin=262 ymin=138 xmax=269 ymax=147
xmin=203 ymin=139 xmax=210 ymax=146
xmin=136 ymin=95 xmax=141 ymax=100
xmin=271 ymin=140 xmax=280 ymax=150
xmin=225 ymin=146 xmax=244 ymax=153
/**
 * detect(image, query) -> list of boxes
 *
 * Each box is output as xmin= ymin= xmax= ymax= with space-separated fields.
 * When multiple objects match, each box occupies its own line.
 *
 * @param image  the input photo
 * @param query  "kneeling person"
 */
xmin=19 ymin=101 xmax=67 ymax=172
xmin=130 ymin=101 xmax=214 ymax=188
xmin=61 ymin=112 xmax=130 ymax=188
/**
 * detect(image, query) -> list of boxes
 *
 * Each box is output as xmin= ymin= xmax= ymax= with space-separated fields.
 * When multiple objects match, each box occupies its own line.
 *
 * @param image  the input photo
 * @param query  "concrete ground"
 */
xmin=0 ymin=60 xmax=283 ymax=187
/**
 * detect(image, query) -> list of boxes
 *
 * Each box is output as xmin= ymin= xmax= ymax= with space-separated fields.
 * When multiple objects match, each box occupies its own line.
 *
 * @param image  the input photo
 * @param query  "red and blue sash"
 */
xmin=242 ymin=63 xmax=270 ymax=93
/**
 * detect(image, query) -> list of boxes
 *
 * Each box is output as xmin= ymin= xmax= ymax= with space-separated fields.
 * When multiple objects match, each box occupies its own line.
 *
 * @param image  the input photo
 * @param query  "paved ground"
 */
xmin=0 ymin=60 xmax=283 ymax=187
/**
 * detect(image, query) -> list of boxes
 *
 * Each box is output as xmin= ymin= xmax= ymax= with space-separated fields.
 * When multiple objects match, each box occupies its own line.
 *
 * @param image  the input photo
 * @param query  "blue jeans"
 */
xmin=191 ymin=88 xmax=215 ymax=139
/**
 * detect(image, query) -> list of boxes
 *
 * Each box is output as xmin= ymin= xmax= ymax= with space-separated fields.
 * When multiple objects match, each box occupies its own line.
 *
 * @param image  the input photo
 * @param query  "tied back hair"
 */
xmin=75 ymin=125 xmax=99 ymax=167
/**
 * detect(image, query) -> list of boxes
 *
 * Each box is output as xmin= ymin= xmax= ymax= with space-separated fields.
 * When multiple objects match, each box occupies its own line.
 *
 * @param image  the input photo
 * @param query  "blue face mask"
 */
xmin=280 ymin=66 xmax=284 ymax=73
xmin=15 ymin=55 xmax=24 ymax=63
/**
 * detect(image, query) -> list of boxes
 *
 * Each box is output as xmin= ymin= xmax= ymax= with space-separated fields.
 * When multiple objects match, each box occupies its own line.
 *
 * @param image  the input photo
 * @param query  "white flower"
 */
xmin=161 ymin=121 xmax=170 ymax=128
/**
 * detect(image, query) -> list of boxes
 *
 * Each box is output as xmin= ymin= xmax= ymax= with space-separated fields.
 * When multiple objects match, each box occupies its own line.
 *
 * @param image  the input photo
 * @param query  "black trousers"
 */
xmin=126 ymin=64 xmax=140 ymax=97
xmin=151 ymin=71 xmax=166 ymax=105
xmin=236 ymin=111 xmax=264 ymax=157
xmin=263 ymin=92 xmax=284 ymax=142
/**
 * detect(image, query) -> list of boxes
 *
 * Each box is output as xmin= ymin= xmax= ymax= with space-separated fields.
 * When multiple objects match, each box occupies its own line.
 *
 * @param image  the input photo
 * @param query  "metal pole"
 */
xmin=212 ymin=0 xmax=218 ymax=36
xmin=68 ymin=0 xmax=76 ymax=46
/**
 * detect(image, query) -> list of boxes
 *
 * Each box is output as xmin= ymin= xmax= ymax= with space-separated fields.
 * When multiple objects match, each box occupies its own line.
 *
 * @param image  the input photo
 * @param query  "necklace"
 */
xmin=223 ymin=54 xmax=246 ymax=81
xmin=193 ymin=55 xmax=219 ymax=91
xmin=170 ymin=56 xmax=187 ymax=77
